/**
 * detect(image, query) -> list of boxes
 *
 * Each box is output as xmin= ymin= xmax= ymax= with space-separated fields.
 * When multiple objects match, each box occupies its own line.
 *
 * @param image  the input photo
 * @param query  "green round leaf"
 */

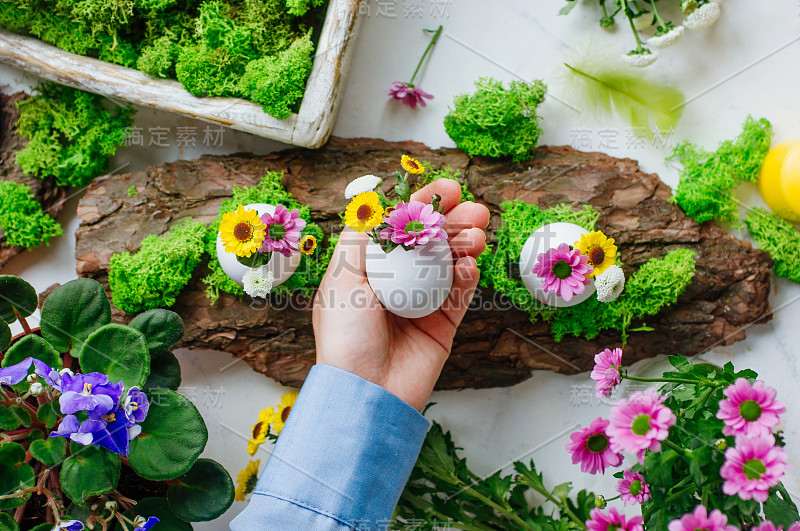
xmin=26 ymin=429 xmax=44 ymax=442
xmin=1 ymin=334 xmax=61 ymax=369
xmin=0 ymin=407 xmax=30 ymax=431
xmin=0 ymin=462 xmax=35 ymax=509
xmin=79 ymin=323 xmax=150 ymax=388
xmin=129 ymin=390 xmax=208 ymax=481
xmin=0 ymin=317 xmax=11 ymax=352
xmin=40 ymin=278 xmax=111 ymax=353
xmin=143 ymin=350 xmax=182 ymax=392
xmin=122 ymin=497 xmax=192 ymax=531
xmin=0 ymin=275 xmax=38 ymax=323
xmin=129 ymin=309 xmax=185 ymax=354
xmin=0 ymin=511 xmax=20 ymax=531
xmin=61 ymin=443 xmax=120 ymax=503
xmin=29 ymin=436 xmax=67 ymax=468
xmin=29 ymin=524 xmax=56 ymax=531
xmin=0 ymin=442 xmax=25 ymax=465
xmin=37 ymin=401 xmax=61 ymax=429
xmin=168 ymin=458 xmax=234 ymax=522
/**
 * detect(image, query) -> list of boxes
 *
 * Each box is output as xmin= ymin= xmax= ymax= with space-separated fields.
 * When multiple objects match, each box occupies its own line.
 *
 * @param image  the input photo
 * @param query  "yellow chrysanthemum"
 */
xmin=272 ymin=390 xmax=299 ymax=436
xmin=299 ymin=235 xmax=317 ymax=255
xmin=219 ymin=205 xmax=266 ymax=258
xmin=401 ymin=154 xmax=425 ymax=175
xmin=246 ymin=407 xmax=274 ymax=456
xmin=344 ymin=192 xmax=384 ymax=233
xmin=575 ymin=231 xmax=617 ymax=277
xmin=234 ymin=460 xmax=260 ymax=501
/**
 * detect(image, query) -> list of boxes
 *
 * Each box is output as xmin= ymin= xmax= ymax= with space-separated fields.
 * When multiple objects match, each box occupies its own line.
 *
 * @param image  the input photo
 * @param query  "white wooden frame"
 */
xmin=0 ymin=0 xmax=362 ymax=148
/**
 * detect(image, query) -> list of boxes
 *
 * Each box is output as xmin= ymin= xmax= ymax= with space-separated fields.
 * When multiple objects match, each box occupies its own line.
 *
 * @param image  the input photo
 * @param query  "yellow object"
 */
xmin=779 ymin=140 xmax=800 ymax=219
xmin=758 ymin=139 xmax=800 ymax=223
xmin=401 ymin=154 xmax=425 ymax=175
xmin=299 ymin=235 xmax=317 ymax=255
xmin=272 ymin=390 xmax=300 ymax=436
xmin=344 ymin=192 xmax=384 ymax=233
xmin=575 ymin=231 xmax=618 ymax=277
xmin=234 ymin=460 xmax=261 ymax=501
xmin=246 ymin=406 xmax=274 ymax=456
xmin=219 ymin=205 xmax=267 ymax=257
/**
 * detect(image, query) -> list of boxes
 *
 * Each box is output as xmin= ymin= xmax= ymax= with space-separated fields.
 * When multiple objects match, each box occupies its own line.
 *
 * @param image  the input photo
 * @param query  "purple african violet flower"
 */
xmin=90 ymin=412 xmax=133 ymax=456
xmin=388 ymin=82 xmax=434 ymax=109
xmin=135 ymin=516 xmax=160 ymax=530
xmin=379 ymin=200 xmax=447 ymax=248
xmin=59 ymin=372 xmax=123 ymax=418
xmin=55 ymin=520 xmax=84 ymax=531
xmin=32 ymin=358 xmax=63 ymax=391
xmin=259 ymin=205 xmax=306 ymax=258
xmin=50 ymin=414 xmax=106 ymax=446
xmin=0 ymin=357 xmax=33 ymax=385
xmin=123 ymin=386 xmax=149 ymax=424
xmin=532 ymin=243 xmax=593 ymax=302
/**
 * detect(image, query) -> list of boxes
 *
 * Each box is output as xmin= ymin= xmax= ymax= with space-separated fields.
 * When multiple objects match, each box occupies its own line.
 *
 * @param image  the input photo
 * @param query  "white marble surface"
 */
xmin=2 ymin=0 xmax=800 ymax=527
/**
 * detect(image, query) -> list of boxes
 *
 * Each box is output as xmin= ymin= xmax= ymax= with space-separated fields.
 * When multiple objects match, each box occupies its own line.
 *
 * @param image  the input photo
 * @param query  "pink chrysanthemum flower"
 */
xmin=752 ymin=522 xmax=800 ymax=531
xmin=720 ymin=434 xmax=787 ymax=503
xmin=565 ymin=418 xmax=623 ymax=475
xmin=617 ymin=468 xmax=650 ymax=505
xmin=259 ymin=205 xmax=306 ymax=257
xmin=667 ymin=505 xmax=738 ymax=531
xmin=716 ymin=378 xmax=785 ymax=438
xmin=591 ymin=347 xmax=623 ymax=398
xmin=586 ymin=507 xmax=643 ymax=531
xmin=532 ymin=243 xmax=593 ymax=302
xmin=388 ymin=82 xmax=434 ymax=109
xmin=608 ymin=388 xmax=676 ymax=461
xmin=380 ymin=200 xmax=447 ymax=248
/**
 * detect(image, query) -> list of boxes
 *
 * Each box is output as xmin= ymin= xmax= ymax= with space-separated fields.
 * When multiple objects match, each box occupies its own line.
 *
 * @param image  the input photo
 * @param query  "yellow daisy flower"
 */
xmin=272 ymin=390 xmax=299 ymax=436
xmin=246 ymin=406 xmax=274 ymax=456
xmin=575 ymin=231 xmax=618 ymax=277
xmin=344 ymin=192 xmax=384 ymax=233
xmin=219 ymin=205 xmax=266 ymax=258
xmin=234 ymin=460 xmax=260 ymax=501
xmin=401 ymin=155 xmax=425 ymax=175
xmin=299 ymin=235 xmax=317 ymax=255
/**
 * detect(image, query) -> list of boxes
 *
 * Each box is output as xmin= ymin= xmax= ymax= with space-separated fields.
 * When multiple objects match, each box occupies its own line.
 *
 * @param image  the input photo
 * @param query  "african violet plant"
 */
xmin=0 ymin=275 xmax=234 ymax=530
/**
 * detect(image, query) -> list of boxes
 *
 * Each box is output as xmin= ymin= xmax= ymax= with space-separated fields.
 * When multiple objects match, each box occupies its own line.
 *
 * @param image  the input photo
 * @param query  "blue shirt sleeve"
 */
xmin=230 ymin=364 xmax=431 ymax=530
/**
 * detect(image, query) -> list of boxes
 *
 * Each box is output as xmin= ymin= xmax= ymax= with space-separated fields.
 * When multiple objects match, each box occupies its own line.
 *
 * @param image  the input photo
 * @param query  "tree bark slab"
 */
xmin=0 ymin=91 xmax=68 ymax=269
xmin=74 ymin=138 xmax=773 ymax=389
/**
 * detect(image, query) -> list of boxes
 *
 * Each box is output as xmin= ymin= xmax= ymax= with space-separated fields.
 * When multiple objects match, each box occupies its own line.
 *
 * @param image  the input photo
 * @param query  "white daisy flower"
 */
xmin=647 ymin=26 xmax=685 ymax=49
xmin=595 ymin=265 xmax=626 ymax=303
xmin=621 ymin=51 xmax=658 ymax=68
xmin=243 ymin=267 xmax=274 ymax=299
xmin=344 ymin=174 xmax=382 ymax=200
xmin=684 ymin=1 xmax=720 ymax=30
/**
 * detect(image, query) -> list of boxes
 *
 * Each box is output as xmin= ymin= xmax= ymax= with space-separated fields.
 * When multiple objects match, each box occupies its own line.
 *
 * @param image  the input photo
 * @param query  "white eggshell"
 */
xmin=518 ymin=222 xmax=596 ymax=308
xmin=365 ymin=238 xmax=454 ymax=319
xmin=215 ymin=203 xmax=301 ymax=287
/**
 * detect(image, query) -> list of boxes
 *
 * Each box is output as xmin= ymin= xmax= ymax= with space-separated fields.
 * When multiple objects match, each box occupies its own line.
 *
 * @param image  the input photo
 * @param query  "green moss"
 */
xmin=127 ymin=185 xmax=138 ymax=197
xmin=202 ymin=171 xmax=329 ymax=303
xmin=284 ymin=0 xmax=325 ymax=16
xmin=109 ymin=219 xmax=207 ymax=313
xmin=0 ymin=181 xmax=63 ymax=248
xmin=14 ymin=83 xmax=135 ymax=188
xmin=444 ymin=77 xmax=547 ymax=163
xmin=483 ymin=200 xmax=697 ymax=342
xmin=669 ymin=116 xmax=772 ymax=224
xmin=418 ymin=162 xmax=474 ymax=202
xmin=745 ymin=208 xmax=800 ymax=283
xmin=137 ymin=35 xmax=180 ymax=78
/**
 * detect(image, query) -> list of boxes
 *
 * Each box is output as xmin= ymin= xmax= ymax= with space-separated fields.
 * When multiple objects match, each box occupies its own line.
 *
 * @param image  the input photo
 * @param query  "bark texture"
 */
xmin=74 ymin=138 xmax=773 ymax=389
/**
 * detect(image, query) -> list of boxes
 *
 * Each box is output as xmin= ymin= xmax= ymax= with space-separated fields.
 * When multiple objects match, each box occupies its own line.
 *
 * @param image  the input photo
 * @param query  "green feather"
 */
xmin=562 ymin=53 xmax=685 ymax=138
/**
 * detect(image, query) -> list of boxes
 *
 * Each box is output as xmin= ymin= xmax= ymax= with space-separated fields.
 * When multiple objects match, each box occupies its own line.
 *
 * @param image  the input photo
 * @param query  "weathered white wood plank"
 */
xmin=0 ymin=0 xmax=362 ymax=148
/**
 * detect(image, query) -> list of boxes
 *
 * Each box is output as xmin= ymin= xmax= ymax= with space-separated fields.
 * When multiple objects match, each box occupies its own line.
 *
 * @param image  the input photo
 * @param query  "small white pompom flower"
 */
xmin=648 ymin=26 xmax=685 ymax=49
xmin=243 ymin=268 xmax=274 ymax=299
xmin=345 ymin=175 xmax=382 ymax=200
xmin=684 ymin=1 xmax=720 ymax=30
xmin=595 ymin=265 xmax=626 ymax=303
xmin=621 ymin=50 xmax=658 ymax=68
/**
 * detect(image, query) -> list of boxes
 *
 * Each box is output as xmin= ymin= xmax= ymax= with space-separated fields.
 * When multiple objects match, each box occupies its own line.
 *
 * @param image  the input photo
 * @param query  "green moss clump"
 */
xmin=284 ymin=0 xmax=326 ymax=16
xmin=0 ymin=181 xmax=63 ymax=248
xmin=203 ymin=171 xmax=329 ymax=303
xmin=444 ymin=77 xmax=547 ymax=163
xmin=418 ymin=162 xmax=475 ymax=203
xmin=15 ymin=83 xmax=135 ymax=188
xmin=137 ymin=35 xmax=180 ymax=78
xmin=745 ymin=208 xmax=800 ymax=283
xmin=109 ymin=219 xmax=207 ymax=313
xmin=669 ymin=116 xmax=772 ymax=224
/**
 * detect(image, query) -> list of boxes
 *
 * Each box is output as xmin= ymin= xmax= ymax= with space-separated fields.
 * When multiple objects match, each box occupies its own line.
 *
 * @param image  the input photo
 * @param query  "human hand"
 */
xmin=312 ymin=179 xmax=490 ymax=411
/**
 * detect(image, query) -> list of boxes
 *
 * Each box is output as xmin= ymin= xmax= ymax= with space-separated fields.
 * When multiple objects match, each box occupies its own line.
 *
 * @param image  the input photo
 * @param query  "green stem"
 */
xmin=521 ymin=481 xmax=585 ymax=528
xmin=647 ymin=0 xmax=668 ymax=29
xmin=604 ymin=494 xmax=621 ymax=502
xmin=622 ymin=375 xmax=708 ymax=386
xmin=621 ymin=0 xmax=645 ymax=51
xmin=408 ymin=25 xmax=443 ymax=86
xmin=662 ymin=439 xmax=691 ymax=457
xmin=460 ymin=484 xmax=535 ymax=530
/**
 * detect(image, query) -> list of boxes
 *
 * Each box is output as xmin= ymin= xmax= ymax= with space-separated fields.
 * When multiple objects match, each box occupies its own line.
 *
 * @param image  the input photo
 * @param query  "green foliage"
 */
xmin=0 ymin=317 xmax=10 ymax=352
xmin=2 ymin=334 xmax=61 ymax=369
xmin=418 ymin=162 xmax=475 ymax=202
xmin=0 ymin=181 xmax=63 ymax=248
xmin=14 ymin=83 xmax=135 ymax=188
xmin=109 ymin=218 xmax=207 ymax=313
xmin=29 ymin=436 xmax=66 ymax=467
xmin=167 ymin=458 xmax=235 ymax=521
xmin=143 ymin=349 xmax=182 ymax=392
xmin=40 ymin=277 xmax=112 ymax=354
xmin=394 ymin=420 xmax=595 ymax=529
xmin=745 ymin=208 xmax=800 ymax=283
xmin=129 ymin=309 xmax=185 ymax=352
xmin=669 ymin=116 xmax=773 ymax=224
xmin=483 ymin=201 xmax=697 ymax=342
xmin=444 ymin=77 xmax=547 ymax=162
xmin=79 ymin=323 xmax=151 ymax=388
xmin=238 ymin=32 xmax=314 ymax=119
xmin=0 ymin=275 xmax=38 ymax=323
xmin=125 ymin=498 xmax=192 ymax=530
xmin=137 ymin=35 xmax=180 ymax=78
xmin=61 ymin=443 xmax=120 ymax=503
xmin=284 ymin=0 xmax=326 ymax=16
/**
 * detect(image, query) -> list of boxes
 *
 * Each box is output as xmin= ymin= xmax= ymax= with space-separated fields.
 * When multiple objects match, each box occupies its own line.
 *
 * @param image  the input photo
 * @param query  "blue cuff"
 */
xmin=231 ymin=364 xmax=430 ymax=530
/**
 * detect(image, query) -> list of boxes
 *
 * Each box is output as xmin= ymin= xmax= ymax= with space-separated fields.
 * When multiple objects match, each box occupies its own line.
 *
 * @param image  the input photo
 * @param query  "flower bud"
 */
xmin=595 ymin=495 xmax=606 ymax=509
xmin=714 ymin=439 xmax=728 ymax=451
xmin=105 ymin=500 xmax=118 ymax=511
xmin=26 ymin=373 xmax=38 ymax=383
xmin=134 ymin=516 xmax=147 ymax=526
xmin=59 ymin=368 xmax=75 ymax=378
xmin=29 ymin=382 xmax=44 ymax=395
